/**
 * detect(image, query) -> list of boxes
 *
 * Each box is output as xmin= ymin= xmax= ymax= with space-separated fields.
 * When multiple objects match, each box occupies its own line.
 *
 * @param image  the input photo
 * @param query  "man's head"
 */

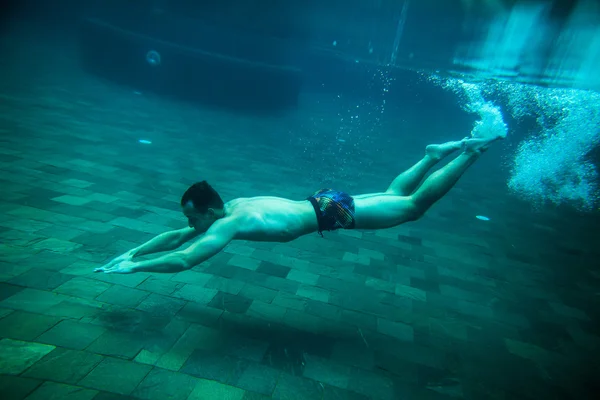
xmin=181 ymin=181 xmax=224 ymax=231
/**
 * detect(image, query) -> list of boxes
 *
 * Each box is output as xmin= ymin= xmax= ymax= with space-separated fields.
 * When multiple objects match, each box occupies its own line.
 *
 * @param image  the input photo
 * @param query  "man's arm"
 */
xmin=94 ymin=227 xmax=201 ymax=274
xmin=129 ymin=218 xmax=238 ymax=274
xmin=130 ymin=227 xmax=200 ymax=258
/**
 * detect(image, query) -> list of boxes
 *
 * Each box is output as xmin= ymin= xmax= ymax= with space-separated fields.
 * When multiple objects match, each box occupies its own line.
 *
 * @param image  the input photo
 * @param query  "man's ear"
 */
xmin=207 ymin=208 xmax=216 ymax=218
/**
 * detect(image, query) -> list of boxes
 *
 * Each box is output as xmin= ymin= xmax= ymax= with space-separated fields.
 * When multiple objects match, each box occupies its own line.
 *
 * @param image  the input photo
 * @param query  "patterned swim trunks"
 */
xmin=307 ymin=189 xmax=356 ymax=236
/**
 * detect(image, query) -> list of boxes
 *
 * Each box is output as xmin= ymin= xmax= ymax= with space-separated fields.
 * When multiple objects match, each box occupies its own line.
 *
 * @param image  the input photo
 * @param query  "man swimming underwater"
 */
xmin=95 ymin=132 xmax=504 ymax=274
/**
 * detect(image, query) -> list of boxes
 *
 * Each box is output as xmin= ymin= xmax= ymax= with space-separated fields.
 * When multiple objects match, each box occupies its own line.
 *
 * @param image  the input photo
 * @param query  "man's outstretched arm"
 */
xmin=95 ymin=219 xmax=238 ymax=274
xmin=130 ymin=227 xmax=200 ymax=258
xmin=94 ymin=227 xmax=200 ymax=273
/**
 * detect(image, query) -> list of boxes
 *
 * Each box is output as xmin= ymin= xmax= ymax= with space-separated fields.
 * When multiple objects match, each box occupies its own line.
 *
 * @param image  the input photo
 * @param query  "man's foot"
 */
xmin=425 ymin=139 xmax=466 ymax=161
xmin=465 ymin=115 xmax=508 ymax=154
xmin=462 ymin=135 xmax=504 ymax=154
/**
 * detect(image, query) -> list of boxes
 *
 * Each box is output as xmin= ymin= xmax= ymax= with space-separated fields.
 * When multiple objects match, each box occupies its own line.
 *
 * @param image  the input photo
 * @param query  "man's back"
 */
xmin=225 ymin=196 xmax=318 ymax=242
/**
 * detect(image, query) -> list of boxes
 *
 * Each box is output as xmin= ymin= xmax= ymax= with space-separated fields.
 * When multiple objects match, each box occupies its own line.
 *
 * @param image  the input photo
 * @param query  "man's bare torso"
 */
xmin=222 ymin=193 xmax=417 ymax=242
xmin=224 ymin=196 xmax=318 ymax=242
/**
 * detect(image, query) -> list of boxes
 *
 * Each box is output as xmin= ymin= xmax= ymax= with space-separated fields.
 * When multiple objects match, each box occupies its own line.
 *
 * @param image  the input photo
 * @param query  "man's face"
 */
xmin=182 ymin=201 xmax=214 ymax=232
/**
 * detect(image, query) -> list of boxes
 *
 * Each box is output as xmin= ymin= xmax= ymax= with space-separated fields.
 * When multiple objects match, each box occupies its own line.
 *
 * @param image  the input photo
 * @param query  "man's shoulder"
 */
xmin=222 ymin=207 xmax=258 ymax=224
xmin=221 ymin=202 xmax=265 ymax=232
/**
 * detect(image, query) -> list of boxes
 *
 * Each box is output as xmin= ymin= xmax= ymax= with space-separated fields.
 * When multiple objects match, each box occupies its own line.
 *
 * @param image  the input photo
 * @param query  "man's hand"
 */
xmin=92 ymin=218 xmax=238 ymax=275
xmin=94 ymin=260 xmax=136 ymax=274
xmin=94 ymin=252 xmax=135 ymax=274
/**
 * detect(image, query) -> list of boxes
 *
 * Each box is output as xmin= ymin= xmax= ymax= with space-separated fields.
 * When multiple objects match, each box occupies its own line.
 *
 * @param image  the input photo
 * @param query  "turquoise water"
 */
xmin=0 ymin=2 xmax=599 ymax=400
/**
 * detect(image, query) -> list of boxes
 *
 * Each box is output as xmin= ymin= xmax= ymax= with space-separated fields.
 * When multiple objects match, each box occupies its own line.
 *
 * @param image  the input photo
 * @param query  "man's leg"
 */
xmin=409 ymin=138 xmax=499 ymax=214
xmin=386 ymin=140 xmax=464 ymax=196
xmin=352 ymin=136 xmax=504 ymax=230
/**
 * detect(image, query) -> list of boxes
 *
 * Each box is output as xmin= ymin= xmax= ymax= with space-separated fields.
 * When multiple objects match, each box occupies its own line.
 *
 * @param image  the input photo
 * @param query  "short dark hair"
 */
xmin=181 ymin=181 xmax=224 ymax=212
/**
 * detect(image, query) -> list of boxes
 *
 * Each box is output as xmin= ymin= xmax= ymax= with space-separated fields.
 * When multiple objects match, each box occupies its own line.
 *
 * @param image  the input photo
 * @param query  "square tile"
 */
xmin=86 ymin=330 xmax=144 ymax=359
xmin=0 ymin=308 xmax=13 ymax=318
xmin=131 ymin=368 xmax=198 ymax=400
xmin=60 ymin=260 xmax=98 ymax=276
xmin=287 ymin=270 xmax=319 ymax=285
xmin=54 ymin=278 xmax=112 ymax=300
xmin=234 ymin=362 xmax=280 ymax=396
xmin=256 ymin=262 xmax=290 ymax=278
xmin=330 ymin=340 xmax=375 ymax=369
xmin=428 ymin=317 xmax=468 ymax=341
xmin=425 ymin=292 xmax=459 ymax=312
xmin=156 ymin=324 xmax=213 ymax=371
xmin=296 ymin=285 xmax=330 ymax=303
xmin=0 ymin=338 xmax=55 ymax=374
xmin=204 ymin=276 xmax=245 ymax=295
xmin=25 ymin=381 xmax=98 ymax=400
xmin=0 ymin=310 xmax=61 ymax=341
xmin=272 ymin=292 xmax=306 ymax=311
xmin=30 ymin=237 xmax=82 ymax=254
xmin=322 ymin=385 xmax=369 ymax=400
xmin=176 ymin=302 xmax=223 ymax=327
xmin=410 ymin=277 xmax=440 ymax=293
xmin=282 ymin=309 xmax=329 ymax=334
xmin=38 ymin=226 xmax=87 ymax=241
xmin=71 ymin=231 xmax=126 ymax=248
xmin=91 ymin=392 xmax=142 ymax=400
xmin=136 ymin=293 xmax=186 ymax=317
xmin=273 ymin=372 xmax=324 ymax=400
xmin=221 ymin=334 xmax=270 ymax=363
xmin=504 ymin=338 xmax=556 ymax=365
xmin=239 ymin=283 xmax=278 ymax=303
xmin=304 ymin=299 xmax=342 ymax=321
xmin=171 ymin=270 xmax=212 ymax=286
xmin=358 ymin=248 xmax=385 ymax=261
xmin=8 ymin=269 xmax=73 ymax=291
xmin=340 ymin=309 xmax=377 ymax=331
xmin=135 ymin=277 xmax=182 ymax=296
xmin=205 ymin=263 xmax=241 ymax=279
xmin=373 ymin=350 xmax=419 ymax=383
xmin=86 ymin=193 xmax=120 ymax=203
xmin=181 ymin=349 xmax=240 ymax=383
xmin=302 ymin=355 xmax=351 ymax=389
xmin=78 ymin=357 xmax=152 ymax=395
xmin=172 ymin=284 xmax=218 ymax=304
xmin=95 ymin=285 xmax=150 ymax=307
xmin=23 ymin=347 xmax=103 ymax=384
xmin=264 ymin=328 xmax=335 ymax=369
xmin=247 ymin=300 xmax=287 ymax=321
xmin=36 ymin=250 xmax=88 ymax=273
xmin=134 ymin=349 xmax=162 ymax=366
xmin=316 ymin=276 xmax=355 ymax=293
xmin=45 ymin=298 xmax=104 ymax=319
xmin=364 ymin=277 xmax=395 ymax=293
xmin=208 ymin=291 xmax=253 ymax=314
xmin=263 ymin=276 xmax=300 ymax=294
xmin=398 ymin=235 xmax=422 ymax=246
xmin=0 ymin=264 xmax=33 ymax=283
xmin=342 ymin=252 xmax=370 ymax=266
xmin=549 ymin=301 xmax=590 ymax=321
xmin=36 ymin=319 xmax=106 ymax=350
xmin=395 ymin=283 xmax=427 ymax=301
xmin=241 ymin=392 xmax=271 ymax=400
xmin=0 ymin=288 xmax=67 ymax=313
xmin=228 ymin=255 xmax=261 ymax=271
xmin=61 ymin=179 xmax=94 ymax=188
xmin=188 ymin=379 xmax=245 ymax=400
xmin=91 ymin=271 xmax=149 ymax=289
xmin=224 ymin=243 xmax=256 ymax=257
xmin=0 ymin=375 xmax=42 ymax=400
xmin=347 ymin=368 xmax=395 ymax=400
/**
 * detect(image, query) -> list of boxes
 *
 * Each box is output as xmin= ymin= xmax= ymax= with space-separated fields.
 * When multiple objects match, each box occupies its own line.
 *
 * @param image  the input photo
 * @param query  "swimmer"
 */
xmin=95 ymin=132 xmax=505 ymax=274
